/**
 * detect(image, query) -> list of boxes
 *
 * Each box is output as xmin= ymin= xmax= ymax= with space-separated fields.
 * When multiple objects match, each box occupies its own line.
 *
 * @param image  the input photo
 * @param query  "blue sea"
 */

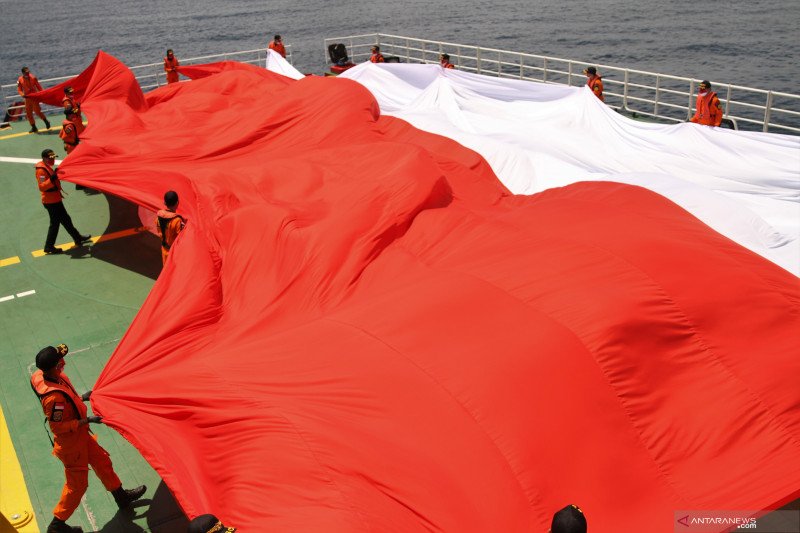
xmin=1 ymin=0 xmax=799 ymax=94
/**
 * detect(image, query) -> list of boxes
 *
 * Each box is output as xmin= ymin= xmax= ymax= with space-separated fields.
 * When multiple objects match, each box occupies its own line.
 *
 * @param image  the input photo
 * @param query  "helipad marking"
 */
xmin=16 ymin=290 xmax=35 ymax=298
xmin=0 ymin=256 xmax=20 ymax=267
xmin=0 ymin=295 xmax=14 ymax=303
xmin=31 ymin=227 xmax=147 ymax=257
xmin=0 ymin=156 xmax=61 ymax=164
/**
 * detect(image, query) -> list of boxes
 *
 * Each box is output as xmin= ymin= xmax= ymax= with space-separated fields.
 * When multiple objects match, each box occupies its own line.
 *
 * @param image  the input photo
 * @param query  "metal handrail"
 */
xmin=323 ymin=33 xmax=800 ymax=134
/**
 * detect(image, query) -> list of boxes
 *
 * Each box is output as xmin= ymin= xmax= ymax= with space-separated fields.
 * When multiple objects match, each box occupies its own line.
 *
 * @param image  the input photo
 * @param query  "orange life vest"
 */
xmin=441 ymin=60 xmax=455 ymax=69
xmin=31 ymin=370 xmax=87 ymax=421
xmin=370 ymin=53 xmax=385 ymax=63
xmin=164 ymin=55 xmax=180 ymax=83
xmin=17 ymin=73 xmax=43 ymax=97
xmin=691 ymin=91 xmax=723 ymax=126
xmin=62 ymin=95 xmax=85 ymax=132
xmin=586 ymin=74 xmax=604 ymax=101
xmin=269 ymin=41 xmax=286 ymax=58
xmin=35 ymin=161 xmax=63 ymax=204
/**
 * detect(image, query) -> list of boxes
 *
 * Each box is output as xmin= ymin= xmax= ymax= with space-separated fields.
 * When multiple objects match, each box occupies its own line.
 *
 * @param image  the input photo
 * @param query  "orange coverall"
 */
xmin=59 ymin=120 xmax=79 ymax=154
xmin=586 ymin=74 xmax=604 ymax=101
xmin=440 ymin=60 xmax=455 ymax=69
xmin=269 ymin=40 xmax=286 ymax=58
xmin=164 ymin=55 xmax=180 ymax=84
xmin=691 ymin=91 xmax=723 ymax=126
xmin=62 ymin=95 xmax=85 ymax=133
xmin=31 ymin=370 xmax=122 ymax=521
xmin=156 ymin=209 xmax=185 ymax=264
xmin=370 ymin=52 xmax=385 ymax=63
xmin=35 ymin=161 xmax=63 ymax=204
xmin=17 ymin=73 xmax=48 ymax=126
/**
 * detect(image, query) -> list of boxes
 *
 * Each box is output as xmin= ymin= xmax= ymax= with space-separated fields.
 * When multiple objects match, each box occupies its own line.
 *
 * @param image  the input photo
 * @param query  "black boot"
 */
xmin=47 ymin=516 xmax=83 ymax=532
xmin=112 ymin=485 xmax=146 ymax=509
xmin=30 ymin=124 xmax=38 ymax=133
xmin=44 ymin=117 xmax=51 ymax=129
xmin=74 ymin=234 xmax=92 ymax=246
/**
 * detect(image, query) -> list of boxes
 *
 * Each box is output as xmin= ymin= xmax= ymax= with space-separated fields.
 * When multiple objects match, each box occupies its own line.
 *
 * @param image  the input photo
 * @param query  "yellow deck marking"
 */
xmin=0 ymin=405 xmax=39 ymax=532
xmin=0 ymin=257 xmax=20 ymax=268
xmin=31 ymin=226 xmax=147 ymax=257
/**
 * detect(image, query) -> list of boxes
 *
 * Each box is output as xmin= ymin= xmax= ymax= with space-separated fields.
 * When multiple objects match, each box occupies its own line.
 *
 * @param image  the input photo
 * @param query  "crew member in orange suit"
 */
xmin=59 ymin=111 xmax=79 ymax=155
xmin=583 ymin=66 xmax=604 ymax=102
xmin=369 ymin=45 xmax=385 ymax=63
xmin=31 ymin=344 xmax=147 ymax=533
xmin=157 ymin=190 xmax=185 ymax=264
xmin=35 ymin=149 xmax=91 ymax=254
xmin=17 ymin=66 xmax=50 ymax=132
xmin=440 ymin=53 xmax=455 ymax=69
xmin=268 ymin=34 xmax=286 ymax=58
xmin=164 ymin=49 xmax=180 ymax=84
xmin=62 ymin=87 xmax=85 ymax=134
xmin=690 ymin=80 xmax=723 ymax=127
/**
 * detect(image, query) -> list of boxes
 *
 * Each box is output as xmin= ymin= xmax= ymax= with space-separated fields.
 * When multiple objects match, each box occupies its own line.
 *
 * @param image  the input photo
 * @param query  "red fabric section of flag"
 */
xmin=54 ymin=52 xmax=800 ymax=532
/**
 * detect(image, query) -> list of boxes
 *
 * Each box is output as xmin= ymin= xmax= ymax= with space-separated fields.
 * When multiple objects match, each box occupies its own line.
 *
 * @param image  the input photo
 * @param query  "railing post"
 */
xmin=763 ymin=91 xmax=773 ymax=133
xmin=497 ymin=51 xmax=501 ymax=76
xmin=568 ymin=61 xmax=573 ymax=86
xmin=623 ymin=70 xmax=629 ymax=110
xmin=654 ymin=74 xmax=661 ymax=117
xmin=687 ymin=80 xmax=695 ymax=121
xmin=457 ymin=46 xmax=461 ymax=68
xmin=543 ymin=58 xmax=548 ymax=83
xmin=476 ymin=48 xmax=481 ymax=74
xmin=519 ymin=54 xmax=523 ymax=79
xmin=724 ymin=84 xmax=732 ymax=117
xmin=421 ymin=41 xmax=426 ymax=64
xmin=406 ymin=38 xmax=410 ymax=62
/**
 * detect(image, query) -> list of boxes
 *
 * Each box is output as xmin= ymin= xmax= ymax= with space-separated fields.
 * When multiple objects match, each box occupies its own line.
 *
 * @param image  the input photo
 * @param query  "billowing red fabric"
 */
xmin=54 ymin=52 xmax=800 ymax=532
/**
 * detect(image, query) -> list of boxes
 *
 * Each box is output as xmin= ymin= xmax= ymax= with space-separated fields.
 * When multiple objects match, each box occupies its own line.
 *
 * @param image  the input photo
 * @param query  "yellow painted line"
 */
xmin=0 ymin=130 xmax=35 ymax=141
xmin=31 ymin=226 xmax=147 ymax=257
xmin=0 ymin=405 xmax=39 ymax=532
xmin=0 ymin=256 xmax=20 ymax=268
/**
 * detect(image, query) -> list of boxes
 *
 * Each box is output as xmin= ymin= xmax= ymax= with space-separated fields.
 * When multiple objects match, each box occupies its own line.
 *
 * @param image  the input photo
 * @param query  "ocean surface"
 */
xmin=1 ymin=0 xmax=799 ymax=93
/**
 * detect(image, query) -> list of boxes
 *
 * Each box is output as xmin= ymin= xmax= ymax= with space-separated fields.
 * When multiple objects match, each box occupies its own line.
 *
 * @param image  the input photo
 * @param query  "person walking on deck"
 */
xmin=690 ymin=80 xmax=723 ymax=126
xmin=35 ymin=149 xmax=91 ymax=254
xmin=30 ymin=343 xmax=147 ymax=533
xmin=17 ymin=67 xmax=50 ymax=132
xmin=164 ymin=49 xmax=180 ymax=84
xmin=157 ymin=190 xmax=185 ymax=264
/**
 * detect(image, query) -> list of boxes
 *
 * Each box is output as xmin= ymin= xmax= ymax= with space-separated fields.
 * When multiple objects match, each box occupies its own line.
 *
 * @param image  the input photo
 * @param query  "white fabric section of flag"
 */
xmin=342 ymin=63 xmax=800 ymax=276
xmin=265 ymin=49 xmax=304 ymax=80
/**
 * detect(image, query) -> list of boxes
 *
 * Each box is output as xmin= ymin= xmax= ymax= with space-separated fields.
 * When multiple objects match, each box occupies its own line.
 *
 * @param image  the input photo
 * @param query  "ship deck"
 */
xmin=0 ymin=118 xmax=187 ymax=532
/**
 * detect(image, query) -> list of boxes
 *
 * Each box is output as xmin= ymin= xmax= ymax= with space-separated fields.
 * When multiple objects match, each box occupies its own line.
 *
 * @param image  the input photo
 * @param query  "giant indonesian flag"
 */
xmin=38 ymin=52 xmax=800 ymax=532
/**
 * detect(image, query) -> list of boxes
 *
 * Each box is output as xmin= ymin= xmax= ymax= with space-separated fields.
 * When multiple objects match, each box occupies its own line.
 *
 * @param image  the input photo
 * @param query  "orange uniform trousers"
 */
xmin=24 ymin=99 xmax=48 ymax=126
xmin=53 ymin=433 xmax=122 ymax=520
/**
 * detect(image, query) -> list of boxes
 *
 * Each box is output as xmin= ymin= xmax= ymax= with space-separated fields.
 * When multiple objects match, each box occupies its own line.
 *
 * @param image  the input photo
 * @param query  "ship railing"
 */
xmin=323 ymin=33 xmax=800 ymax=135
xmin=1 ymin=47 xmax=292 ymax=127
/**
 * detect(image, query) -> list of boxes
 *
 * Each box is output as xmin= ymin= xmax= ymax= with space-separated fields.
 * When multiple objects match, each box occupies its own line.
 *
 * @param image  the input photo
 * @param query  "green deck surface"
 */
xmin=0 ymin=117 xmax=188 ymax=532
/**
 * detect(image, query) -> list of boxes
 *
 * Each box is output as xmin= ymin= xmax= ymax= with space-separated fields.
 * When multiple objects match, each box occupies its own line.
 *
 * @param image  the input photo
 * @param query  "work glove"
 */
xmin=56 ymin=343 xmax=69 ymax=356
xmin=81 ymin=390 xmax=92 ymax=401
xmin=86 ymin=416 xmax=103 ymax=424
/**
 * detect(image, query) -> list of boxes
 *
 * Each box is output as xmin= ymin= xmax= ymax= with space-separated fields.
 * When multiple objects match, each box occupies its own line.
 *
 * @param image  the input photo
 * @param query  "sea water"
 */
xmin=1 ymin=0 xmax=798 ymax=93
